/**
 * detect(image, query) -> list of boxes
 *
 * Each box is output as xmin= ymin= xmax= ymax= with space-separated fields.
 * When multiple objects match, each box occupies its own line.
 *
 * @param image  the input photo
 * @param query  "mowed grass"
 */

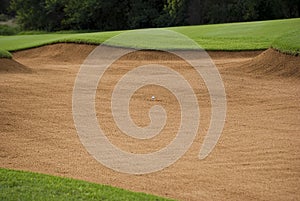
xmin=0 ymin=18 xmax=299 ymax=56
xmin=0 ymin=31 xmax=122 ymax=52
xmin=170 ymin=18 xmax=300 ymax=52
xmin=0 ymin=168 xmax=174 ymax=201
xmin=272 ymin=31 xmax=300 ymax=55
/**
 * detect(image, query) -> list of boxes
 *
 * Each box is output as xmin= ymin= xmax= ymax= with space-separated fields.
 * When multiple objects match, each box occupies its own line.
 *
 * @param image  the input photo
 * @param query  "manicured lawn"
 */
xmin=0 ymin=31 xmax=122 ymax=52
xmin=0 ymin=168 xmax=174 ymax=201
xmin=0 ymin=18 xmax=299 ymax=56
xmin=170 ymin=18 xmax=300 ymax=52
xmin=271 ymin=30 xmax=300 ymax=55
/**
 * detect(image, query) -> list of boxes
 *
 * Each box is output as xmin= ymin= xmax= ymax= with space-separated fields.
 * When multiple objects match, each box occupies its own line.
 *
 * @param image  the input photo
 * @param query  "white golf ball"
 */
xmin=151 ymin=95 xmax=155 ymax=100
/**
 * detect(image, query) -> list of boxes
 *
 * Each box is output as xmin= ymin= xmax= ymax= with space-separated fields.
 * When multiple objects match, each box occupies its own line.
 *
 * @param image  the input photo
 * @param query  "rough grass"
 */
xmin=0 ymin=168 xmax=174 ymax=201
xmin=0 ymin=49 xmax=12 ymax=58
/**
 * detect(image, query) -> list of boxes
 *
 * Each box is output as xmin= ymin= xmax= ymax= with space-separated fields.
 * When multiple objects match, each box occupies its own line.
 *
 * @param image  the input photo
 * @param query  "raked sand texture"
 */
xmin=0 ymin=44 xmax=299 ymax=201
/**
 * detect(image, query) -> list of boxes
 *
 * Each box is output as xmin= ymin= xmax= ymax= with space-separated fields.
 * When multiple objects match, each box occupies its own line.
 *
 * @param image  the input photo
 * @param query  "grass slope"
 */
xmin=272 ymin=31 xmax=300 ymax=55
xmin=0 ymin=18 xmax=299 ymax=56
xmin=0 ymin=31 xmax=121 ymax=52
xmin=0 ymin=49 xmax=12 ymax=58
xmin=170 ymin=18 xmax=300 ymax=52
xmin=0 ymin=168 xmax=174 ymax=201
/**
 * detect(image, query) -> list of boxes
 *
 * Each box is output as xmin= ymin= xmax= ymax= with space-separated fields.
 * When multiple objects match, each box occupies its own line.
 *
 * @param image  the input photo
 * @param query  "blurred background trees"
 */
xmin=187 ymin=0 xmax=300 ymax=24
xmin=0 ymin=0 xmax=299 ymax=31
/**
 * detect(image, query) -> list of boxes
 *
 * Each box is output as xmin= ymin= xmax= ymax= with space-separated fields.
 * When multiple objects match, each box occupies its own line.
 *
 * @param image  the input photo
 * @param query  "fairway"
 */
xmin=0 ymin=18 xmax=299 ymax=54
xmin=0 ymin=42 xmax=299 ymax=200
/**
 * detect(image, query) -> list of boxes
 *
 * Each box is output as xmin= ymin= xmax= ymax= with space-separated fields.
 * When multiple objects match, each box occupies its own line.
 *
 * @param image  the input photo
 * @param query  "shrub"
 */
xmin=0 ymin=24 xmax=19 ymax=35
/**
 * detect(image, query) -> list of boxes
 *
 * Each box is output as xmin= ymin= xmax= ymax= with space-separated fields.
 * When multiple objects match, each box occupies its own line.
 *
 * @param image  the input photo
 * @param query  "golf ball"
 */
xmin=151 ymin=96 xmax=155 ymax=100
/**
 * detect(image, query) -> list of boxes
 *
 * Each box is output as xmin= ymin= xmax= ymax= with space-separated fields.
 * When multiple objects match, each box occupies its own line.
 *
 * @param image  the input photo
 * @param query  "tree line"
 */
xmin=188 ymin=0 xmax=300 ymax=25
xmin=1 ymin=0 xmax=299 ymax=31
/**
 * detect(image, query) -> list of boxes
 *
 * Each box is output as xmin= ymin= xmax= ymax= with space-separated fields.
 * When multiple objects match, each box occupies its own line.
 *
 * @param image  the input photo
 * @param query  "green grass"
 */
xmin=0 ymin=31 xmax=121 ymax=52
xmin=0 ymin=168 xmax=174 ymax=201
xmin=170 ymin=18 xmax=300 ymax=51
xmin=0 ymin=18 xmax=299 ymax=58
xmin=102 ymin=29 xmax=201 ymax=50
xmin=272 ymin=31 xmax=300 ymax=55
xmin=0 ymin=49 xmax=12 ymax=58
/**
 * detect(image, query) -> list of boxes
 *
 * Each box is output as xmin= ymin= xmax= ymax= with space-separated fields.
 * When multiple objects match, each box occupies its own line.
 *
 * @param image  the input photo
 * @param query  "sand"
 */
xmin=0 ymin=43 xmax=299 ymax=200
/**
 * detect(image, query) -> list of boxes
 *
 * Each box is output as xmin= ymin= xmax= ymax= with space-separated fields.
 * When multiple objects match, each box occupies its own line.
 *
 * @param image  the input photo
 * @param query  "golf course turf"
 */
xmin=0 ymin=49 xmax=12 ymax=58
xmin=0 ymin=18 xmax=299 ymax=55
xmin=0 ymin=19 xmax=299 ymax=201
xmin=0 ymin=168 xmax=174 ymax=201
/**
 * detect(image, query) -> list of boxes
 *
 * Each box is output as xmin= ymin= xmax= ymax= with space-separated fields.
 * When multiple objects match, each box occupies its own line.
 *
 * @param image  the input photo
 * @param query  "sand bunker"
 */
xmin=239 ymin=48 xmax=300 ymax=78
xmin=13 ymin=43 xmax=96 ymax=64
xmin=0 ymin=58 xmax=31 ymax=73
xmin=0 ymin=44 xmax=299 ymax=201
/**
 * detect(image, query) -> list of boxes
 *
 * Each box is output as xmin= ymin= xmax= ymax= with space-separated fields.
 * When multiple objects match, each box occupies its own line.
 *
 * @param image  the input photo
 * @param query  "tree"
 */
xmin=128 ymin=0 xmax=168 ymax=28
xmin=186 ymin=0 xmax=300 ymax=25
xmin=10 ymin=0 xmax=298 ymax=31
xmin=164 ymin=0 xmax=189 ymax=25
xmin=62 ymin=0 xmax=102 ymax=30
xmin=44 ymin=0 xmax=66 ymax=31
xmin=10 ymin=0 xmax=47 ymax=30
xmin=0 ymin=0 xmax=10 ymax=14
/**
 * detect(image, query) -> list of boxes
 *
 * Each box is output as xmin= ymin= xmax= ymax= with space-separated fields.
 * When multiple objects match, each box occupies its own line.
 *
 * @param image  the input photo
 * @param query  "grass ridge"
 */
xmin=0 ymin=49 xmax=12 ymax=58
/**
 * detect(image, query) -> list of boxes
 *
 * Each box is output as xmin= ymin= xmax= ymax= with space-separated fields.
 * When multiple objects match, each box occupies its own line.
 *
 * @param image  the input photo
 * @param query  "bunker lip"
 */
xmin=0 ymin=58 xmax=32 ymax=73
xmin=239 ymin=48 xmax=300 ymax=78
xmin=0 ymin=43 xmax=299 ymax=201
xmin=7 ymin=43 xmax=299 ymax=79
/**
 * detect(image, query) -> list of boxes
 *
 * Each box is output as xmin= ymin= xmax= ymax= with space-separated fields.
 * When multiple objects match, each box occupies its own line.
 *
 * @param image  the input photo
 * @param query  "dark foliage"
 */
xmin=4 ymin=0 xmax=300 ymax=31
xmin=187 ymin=0 xmax=300 ymax=25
